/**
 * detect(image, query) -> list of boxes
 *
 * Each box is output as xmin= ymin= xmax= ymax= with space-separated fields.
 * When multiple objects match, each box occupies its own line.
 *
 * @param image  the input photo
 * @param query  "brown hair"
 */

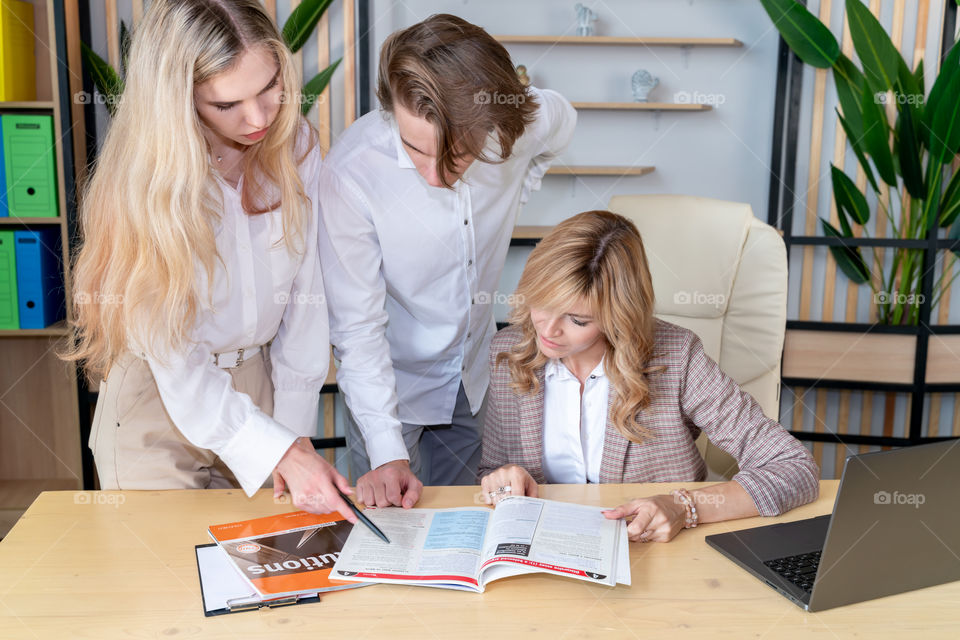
xmin=376 ymin=14 xmax=538 ymax=188
xmin=499 ymin=211 xmax=662 ymax=443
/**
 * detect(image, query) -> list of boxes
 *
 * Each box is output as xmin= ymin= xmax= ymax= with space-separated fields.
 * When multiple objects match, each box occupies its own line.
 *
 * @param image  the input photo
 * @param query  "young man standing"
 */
xmin=319 ymin=14 xmax=576 ymax=507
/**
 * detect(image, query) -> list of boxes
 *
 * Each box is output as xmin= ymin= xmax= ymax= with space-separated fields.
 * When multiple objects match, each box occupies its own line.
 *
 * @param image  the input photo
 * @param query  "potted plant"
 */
xmin=759 ymin=0 xmax=960 ymax=326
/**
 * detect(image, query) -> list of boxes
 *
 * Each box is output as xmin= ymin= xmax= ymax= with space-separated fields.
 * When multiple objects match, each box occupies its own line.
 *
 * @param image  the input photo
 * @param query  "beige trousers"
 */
xmin=89 ymin=349 xmax=274 ymax=490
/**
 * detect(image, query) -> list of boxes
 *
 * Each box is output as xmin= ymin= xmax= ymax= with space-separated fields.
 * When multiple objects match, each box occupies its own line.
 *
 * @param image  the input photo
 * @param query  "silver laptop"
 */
xmin=705 ymin=439 xmax=960 ymax=611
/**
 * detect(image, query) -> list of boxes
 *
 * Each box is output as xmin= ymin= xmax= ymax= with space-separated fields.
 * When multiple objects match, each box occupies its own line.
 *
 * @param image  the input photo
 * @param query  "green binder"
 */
xmin=0 ymin=230 xmax=18 ymax=329
xmin=2 ymin=114 xmax=58 ymax=218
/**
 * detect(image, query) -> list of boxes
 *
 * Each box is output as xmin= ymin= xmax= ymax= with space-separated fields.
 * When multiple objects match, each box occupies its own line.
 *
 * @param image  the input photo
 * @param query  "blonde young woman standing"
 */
xmin=479 ymin=211 xmax=819 ymax=542
xmin=67 ymin=0 xmax=354 ymax=521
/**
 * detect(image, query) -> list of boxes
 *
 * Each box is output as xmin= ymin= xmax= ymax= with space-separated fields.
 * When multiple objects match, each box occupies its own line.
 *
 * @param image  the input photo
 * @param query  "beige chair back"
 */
xmin=608 ymin=194 xmax=788 ymax=480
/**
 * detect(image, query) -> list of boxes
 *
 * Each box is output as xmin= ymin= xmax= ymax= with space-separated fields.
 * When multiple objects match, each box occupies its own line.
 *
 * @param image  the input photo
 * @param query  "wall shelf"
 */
xmin=495 ymin=35 xmax=743 ymax=47
xmin=0 ymin=217 xmax=63 ymax=226
xmin=572 ymin=101 xmax=712 ymax=111
xmin=545 ymin=165 xmax=655 ymax=176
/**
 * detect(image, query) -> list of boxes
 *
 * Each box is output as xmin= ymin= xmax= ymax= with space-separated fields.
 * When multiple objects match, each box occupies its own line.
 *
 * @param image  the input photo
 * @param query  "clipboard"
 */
xmin=194 ymin=544 xmax=320 ymax=616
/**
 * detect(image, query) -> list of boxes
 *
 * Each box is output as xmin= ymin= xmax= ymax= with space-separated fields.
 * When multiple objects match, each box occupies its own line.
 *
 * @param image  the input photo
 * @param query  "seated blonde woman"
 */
xmin=479 ymin=210 xmax=819 ymax=543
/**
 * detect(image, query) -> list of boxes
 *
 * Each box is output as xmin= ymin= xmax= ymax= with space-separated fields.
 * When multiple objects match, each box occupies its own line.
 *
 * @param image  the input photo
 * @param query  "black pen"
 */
xmin=337 ymin=488 xmax=391 ymax=544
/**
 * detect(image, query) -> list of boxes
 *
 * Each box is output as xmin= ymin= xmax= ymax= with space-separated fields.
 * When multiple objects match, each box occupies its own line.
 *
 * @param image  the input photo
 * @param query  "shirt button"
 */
xmin=467 ymin=332 xmax=472 ymax=339
xmin=463 ymin=219 xmax=468 ymax=225
xmin=467 ymin=259 xmax=473 ymax=266
xmin=590 ymin=375 xmax=597 ymax=379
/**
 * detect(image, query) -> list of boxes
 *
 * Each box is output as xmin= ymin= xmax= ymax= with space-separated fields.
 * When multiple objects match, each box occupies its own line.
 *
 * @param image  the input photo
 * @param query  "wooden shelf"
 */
xmin=546 ymin=165 xmax=655 ymax=176
xmin=495 ymin=35 xmax=743 ymax=47
xmin=0 ymin=101 xmax=55 ymax=110
xmin=572 ymin=101 xmax=712 ymax=111
xmin=0 ymin=216 xmax=63 ymax=225
xmin=0 ymin=320 xmax=70 ymax=337
xmin=512 ymin=225 xmax=554 ymax=243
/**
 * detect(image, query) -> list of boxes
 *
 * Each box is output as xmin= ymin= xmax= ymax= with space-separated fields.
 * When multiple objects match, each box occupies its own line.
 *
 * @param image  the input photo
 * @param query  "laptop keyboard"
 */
xmin=763 ymin=550 xmax=821 ymax=593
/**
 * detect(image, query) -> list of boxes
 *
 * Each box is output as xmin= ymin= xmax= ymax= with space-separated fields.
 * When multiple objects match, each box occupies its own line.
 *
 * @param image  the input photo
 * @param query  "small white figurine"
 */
xmin=631 ymin=69 xmax=659 ymax=102
xmin=575 ymin=3 xmax=598 ymax=37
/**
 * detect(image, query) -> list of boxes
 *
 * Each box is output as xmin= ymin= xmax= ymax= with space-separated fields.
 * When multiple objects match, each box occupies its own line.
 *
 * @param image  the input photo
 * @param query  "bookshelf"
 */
xmin=494 ymin=35 xmax=743 ymax=47
xmin=0 ymin=0 xmax=81 ymax=538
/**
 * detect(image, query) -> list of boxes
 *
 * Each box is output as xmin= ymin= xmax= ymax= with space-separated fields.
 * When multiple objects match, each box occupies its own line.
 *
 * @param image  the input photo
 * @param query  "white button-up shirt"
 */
xmin=542 ymin=358 xmax=609 ymax=484
xmin=318 ymin=87 xmax=577 ymax=469
xmin=137 ymin=122 xmax=329 ymax=496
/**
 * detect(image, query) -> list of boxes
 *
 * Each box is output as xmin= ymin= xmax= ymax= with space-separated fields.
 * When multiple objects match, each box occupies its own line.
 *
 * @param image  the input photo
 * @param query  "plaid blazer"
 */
xmin=479 ymin=322 xmax=819 ymax=516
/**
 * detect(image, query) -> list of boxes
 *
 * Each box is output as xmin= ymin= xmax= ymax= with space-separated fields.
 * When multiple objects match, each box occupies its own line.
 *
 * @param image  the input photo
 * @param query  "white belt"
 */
xmin=212 ymin=345 xmax=263 ymax=369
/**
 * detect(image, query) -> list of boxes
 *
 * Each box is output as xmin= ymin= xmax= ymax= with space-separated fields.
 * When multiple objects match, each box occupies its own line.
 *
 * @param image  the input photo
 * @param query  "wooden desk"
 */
xmin=1 ymin=481 xmax=957 ymax=638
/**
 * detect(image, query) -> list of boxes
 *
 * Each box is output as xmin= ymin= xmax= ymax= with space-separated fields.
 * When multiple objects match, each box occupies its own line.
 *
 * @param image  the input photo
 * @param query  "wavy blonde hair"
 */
xmin=65 ymin=0 xmax=316 ymax=378
xmin=500 ymin=210 xmax=661 ymax=443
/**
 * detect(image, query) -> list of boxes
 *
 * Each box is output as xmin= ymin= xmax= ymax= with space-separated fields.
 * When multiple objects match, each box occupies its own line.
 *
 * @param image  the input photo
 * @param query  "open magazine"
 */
xmin=207 ymin=510 xmax=367 ymax=601
xmin=331 ymin=496 xmax=631 ymax=592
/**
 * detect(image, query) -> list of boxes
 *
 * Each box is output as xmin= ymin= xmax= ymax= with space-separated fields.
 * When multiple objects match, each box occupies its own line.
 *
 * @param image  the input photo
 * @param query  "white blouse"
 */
xmin=135 ymin=121 xmax=329 ymax=496
xmin=542 ymin=358 xmax=609 ymax=484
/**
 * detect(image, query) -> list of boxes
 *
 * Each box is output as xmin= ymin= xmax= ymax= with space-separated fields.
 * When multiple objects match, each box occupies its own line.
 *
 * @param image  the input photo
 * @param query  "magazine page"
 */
xmin=478 ymin=497 xmax=625 ymax=588
xmin=208 ymin=510 xmax=363 ymax=599
xmin=331 ymin=507 xmax=491 ymax=591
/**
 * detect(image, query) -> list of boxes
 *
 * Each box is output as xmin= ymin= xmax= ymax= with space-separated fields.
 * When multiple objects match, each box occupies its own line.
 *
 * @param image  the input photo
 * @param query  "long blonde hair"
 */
xmin=500 ymin=210 xmax=661 ymax=443
xmin=66 ymin=0 xmax=315 ymax=378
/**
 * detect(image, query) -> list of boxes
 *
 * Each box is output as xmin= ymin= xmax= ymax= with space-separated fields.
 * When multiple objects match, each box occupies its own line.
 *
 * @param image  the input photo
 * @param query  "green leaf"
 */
xmin=80 ymin=42 xmax=123 ymax=117
xmin=921 ymin=43 xmax=960 ymax=148
xmin=859 ymin=79 xmax=898 ymax=185
xmin=831 ymin=164 xmax=871 ymax=228
xmin=759 ymin=0 xmax=840 ymax=68
xmin=833 ymin=53 xmax=866 ymax=140
xmin=926 ymin=65 xmax=960 ymax=162
xmin=300 ymin=59 xmax=341 ymax=116
xmin=912 ymin=57 xmax=925 ymax=94
xmin=821 ymin=218 xmax=871 ymax=283
xmin=939 ymin=168 xmax=960 ymax=227
xmin=120 ymin=20 xmax=131 ymax=79
xmin=837 ymin=109 xmax=880 ymax=193
xmin=896 ymin=102 xmax=926 ymax=199
xmin=282 ymin=0 xmax=335 ymax=53
xmin=845 ymin=0 xmax=904 ymax=92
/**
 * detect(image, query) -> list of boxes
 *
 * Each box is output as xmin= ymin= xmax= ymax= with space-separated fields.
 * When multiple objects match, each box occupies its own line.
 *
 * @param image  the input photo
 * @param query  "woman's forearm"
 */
xmin=688 ymin=481 xmax=759 ymax=524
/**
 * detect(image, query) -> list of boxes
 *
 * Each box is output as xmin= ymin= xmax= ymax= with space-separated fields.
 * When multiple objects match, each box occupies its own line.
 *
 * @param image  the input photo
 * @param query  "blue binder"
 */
xmin=14 ymin=228 xmax=64 ymax=328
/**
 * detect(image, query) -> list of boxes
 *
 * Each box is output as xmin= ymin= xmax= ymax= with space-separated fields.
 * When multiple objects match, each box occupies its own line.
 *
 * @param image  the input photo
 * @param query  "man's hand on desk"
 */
xmin=355 ymin=459 xmax=423 ymax=508
xmin=272 ymin=437 xmax=358 ymax=523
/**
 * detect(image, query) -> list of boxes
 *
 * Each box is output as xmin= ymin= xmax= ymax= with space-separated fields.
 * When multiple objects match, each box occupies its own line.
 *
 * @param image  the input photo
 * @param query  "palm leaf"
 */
xmin=282 ymin=0 xmax=335 ymax=53
xmin=759 ymin=0 xmax=840 ymax=68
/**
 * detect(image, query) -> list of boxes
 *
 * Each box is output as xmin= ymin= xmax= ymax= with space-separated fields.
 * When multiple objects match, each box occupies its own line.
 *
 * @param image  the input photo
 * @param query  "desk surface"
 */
xmin=0 ymin=481 xmax=957 ymax=639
